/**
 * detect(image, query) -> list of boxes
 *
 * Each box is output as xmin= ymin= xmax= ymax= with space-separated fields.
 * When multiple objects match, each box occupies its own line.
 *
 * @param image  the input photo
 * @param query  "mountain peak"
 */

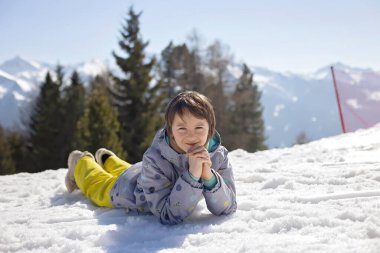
xmin=315 ymin=62 xmax=374 ymax=76
xmin=0 ymin=56 xmax=42 ymax=75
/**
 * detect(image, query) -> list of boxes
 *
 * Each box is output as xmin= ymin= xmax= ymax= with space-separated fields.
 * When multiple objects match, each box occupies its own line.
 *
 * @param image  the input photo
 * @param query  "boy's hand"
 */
xmin=187 ymin=145 xmax=212 ymax=180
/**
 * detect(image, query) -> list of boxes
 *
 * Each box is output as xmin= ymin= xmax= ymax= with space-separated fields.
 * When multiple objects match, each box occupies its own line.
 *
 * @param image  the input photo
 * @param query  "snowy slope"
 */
xmin=1 ymin=125 xmax=380 ymax=252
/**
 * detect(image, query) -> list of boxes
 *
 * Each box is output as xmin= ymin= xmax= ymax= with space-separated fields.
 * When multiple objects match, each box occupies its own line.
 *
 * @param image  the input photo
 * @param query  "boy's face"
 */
xmin=170 ymin=110 xmax=209 ymax=153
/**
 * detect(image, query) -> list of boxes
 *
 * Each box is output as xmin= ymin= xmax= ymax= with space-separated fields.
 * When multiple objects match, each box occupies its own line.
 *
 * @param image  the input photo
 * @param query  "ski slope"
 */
xmin=1 ymin=125 xmax=380 ymax=252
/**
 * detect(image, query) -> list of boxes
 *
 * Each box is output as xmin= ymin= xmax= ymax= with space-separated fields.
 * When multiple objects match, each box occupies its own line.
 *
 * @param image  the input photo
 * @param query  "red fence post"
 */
xmin=331 ymin=66 xmax=346 ymax=133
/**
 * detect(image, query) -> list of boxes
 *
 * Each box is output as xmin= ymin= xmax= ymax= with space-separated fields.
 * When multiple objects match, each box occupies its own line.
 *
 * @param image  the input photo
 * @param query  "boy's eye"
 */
xmin=196 ymin=127 xmax=203 ymax=130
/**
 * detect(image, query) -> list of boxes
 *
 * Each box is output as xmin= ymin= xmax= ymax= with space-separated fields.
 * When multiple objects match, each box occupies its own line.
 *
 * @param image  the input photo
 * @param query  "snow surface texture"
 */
xmin=1 ymin=126 xmax=380 ymax=253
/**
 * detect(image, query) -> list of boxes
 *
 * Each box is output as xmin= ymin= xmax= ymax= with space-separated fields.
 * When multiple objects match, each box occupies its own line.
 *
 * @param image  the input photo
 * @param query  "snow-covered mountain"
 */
xmin=0 ymin=56 xmax=108 ymax=129
xmin=1 ymin=56 xmax=379 ymax=148
xmin=253 ymin=66 xmax=341 ymax=148
xmin=1 ymin=123 xmax=379 ymax=252
xmin=227 ymin=63 xmax=380 ymax=148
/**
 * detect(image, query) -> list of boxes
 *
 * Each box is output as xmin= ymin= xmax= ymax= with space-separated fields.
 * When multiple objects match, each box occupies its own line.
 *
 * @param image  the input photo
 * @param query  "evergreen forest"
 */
xmin=0 ymin=7 xmax=266 ymax=175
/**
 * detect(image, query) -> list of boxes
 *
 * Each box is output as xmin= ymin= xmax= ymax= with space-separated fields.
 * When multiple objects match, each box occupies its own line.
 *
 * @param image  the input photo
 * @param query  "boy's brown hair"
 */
xmin=165 ymin=91 xmax=216 ymax=140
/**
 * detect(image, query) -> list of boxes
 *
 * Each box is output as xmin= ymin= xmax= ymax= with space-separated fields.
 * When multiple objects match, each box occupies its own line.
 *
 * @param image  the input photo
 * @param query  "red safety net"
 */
xmin=332 ymin=67 xmax=380 ymax=133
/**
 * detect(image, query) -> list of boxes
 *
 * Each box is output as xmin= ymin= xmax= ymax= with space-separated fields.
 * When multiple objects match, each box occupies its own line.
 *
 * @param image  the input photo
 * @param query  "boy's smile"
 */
xmin=170 ymin=110 xmax=209 ymax=154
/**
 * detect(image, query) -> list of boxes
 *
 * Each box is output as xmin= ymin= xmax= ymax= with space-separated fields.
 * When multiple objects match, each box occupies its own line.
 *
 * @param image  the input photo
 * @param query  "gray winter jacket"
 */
xmin=110 ymin=128 xmax=237 ymax=225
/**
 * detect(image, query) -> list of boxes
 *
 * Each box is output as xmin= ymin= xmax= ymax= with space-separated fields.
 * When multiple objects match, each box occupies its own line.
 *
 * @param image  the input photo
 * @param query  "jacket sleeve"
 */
xmin=141 ymin=155 xmax=204 ymax=225
xmin=203 ymin=148 xmax=237 ymax=216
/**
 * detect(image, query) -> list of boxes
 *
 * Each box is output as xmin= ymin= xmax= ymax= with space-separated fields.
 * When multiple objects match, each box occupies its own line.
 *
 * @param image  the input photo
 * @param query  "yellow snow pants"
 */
xmin=74 ymin=155 xmax=131 ymax=208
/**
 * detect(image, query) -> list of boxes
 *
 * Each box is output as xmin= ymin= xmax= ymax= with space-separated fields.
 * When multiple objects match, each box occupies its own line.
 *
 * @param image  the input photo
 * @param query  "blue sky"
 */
xmin=0 ymin=0 xmax=379 ymax=73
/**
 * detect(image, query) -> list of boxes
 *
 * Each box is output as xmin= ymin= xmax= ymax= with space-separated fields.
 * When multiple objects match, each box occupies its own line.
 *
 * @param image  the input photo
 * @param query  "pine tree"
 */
xmin=111 ymin=7 xmax=165 ymax=163
xmin=203 ymin=40 xmax=233 ymax=141
xmin=159 ymin=39 xmax=235 ymax=142
xmin=27 ymin=67 xmax=64 ymax=172
xmin=204 ymin=82 xmax=228 ymax=137
xmin=0 ymin=126 xmax=16 ymax=175
xmin=7 ymin=130 xmax=28 ymax=173
xmin=158 ymin=42 xmax=194 ymax=114
xmin=61 ymin=71 xmax=85 ymax=159
xmin=185 ymin=30 xmax=207 ymax=93
xmin=229 ymin=64 xmax=267 ymax=152
xmin=294 ymin=132 xmax=310 ymax=145
xmin=73 ymin=75 xmax=126 ymax=158
xmin=159 ymin=41 xmax=177 ymax=99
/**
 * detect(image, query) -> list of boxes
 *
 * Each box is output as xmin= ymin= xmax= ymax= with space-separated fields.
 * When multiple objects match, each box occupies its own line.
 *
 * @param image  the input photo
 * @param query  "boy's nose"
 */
xmin=185 ymin=131 xmax=198 ymax=139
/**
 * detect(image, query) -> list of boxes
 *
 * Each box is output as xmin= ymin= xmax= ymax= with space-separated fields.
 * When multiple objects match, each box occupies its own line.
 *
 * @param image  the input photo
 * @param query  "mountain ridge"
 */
xmin=1 ymin=56 xmax=379 ymax=148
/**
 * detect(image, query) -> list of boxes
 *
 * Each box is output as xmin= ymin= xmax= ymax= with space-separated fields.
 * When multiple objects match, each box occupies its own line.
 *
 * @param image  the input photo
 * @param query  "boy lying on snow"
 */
xmin=65 ymin=91 xmax=237 ymax=225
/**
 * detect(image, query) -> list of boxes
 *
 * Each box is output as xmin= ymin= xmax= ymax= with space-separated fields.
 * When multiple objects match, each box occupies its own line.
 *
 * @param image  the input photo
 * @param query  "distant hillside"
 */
xmin=1 ymin=56 xmax=379 ymax=148
xmin=0 ymin=56 xmax=107 ymax=129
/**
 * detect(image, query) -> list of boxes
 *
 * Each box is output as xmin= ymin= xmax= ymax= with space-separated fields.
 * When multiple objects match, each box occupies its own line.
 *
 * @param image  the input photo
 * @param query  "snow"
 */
xmin=12 ymin=91 xmax=27 ymax=102
xmin=368 ymin=92 xmax=380 ymax=102
xmin=74 ymin=59 xmax=107 ymax=77
xmin=0 ymin=70 xmax=34 ymax=93
xmin=0 ymin=86 xmax=6 ymax=99
xmin=1 ymin=127 xmax=380 ymax=253
xmin=273 ymin=104 xmax=285 ymax=117
xmin=346 ymin=99 xmax=362 ymax=109
xmin=0 ymin=56 xmax=41 ymax=75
